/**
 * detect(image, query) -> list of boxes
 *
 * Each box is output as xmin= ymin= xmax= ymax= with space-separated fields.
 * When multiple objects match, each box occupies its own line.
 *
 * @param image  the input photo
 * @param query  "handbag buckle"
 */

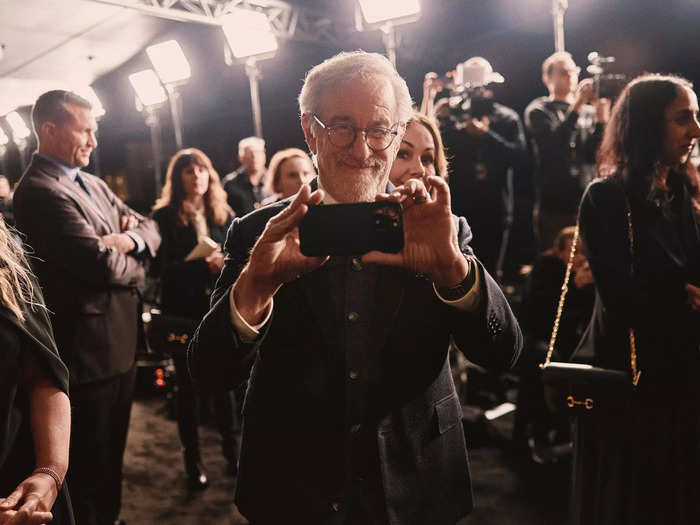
xmin=566 ymin=395 xmax=594 ymax=410
xmin=167 ymin=333 xmax=189 ymax=344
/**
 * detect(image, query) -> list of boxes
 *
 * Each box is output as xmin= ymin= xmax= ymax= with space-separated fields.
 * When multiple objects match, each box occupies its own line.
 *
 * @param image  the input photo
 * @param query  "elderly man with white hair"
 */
xmin=189 ymin=51 xmax=521 ymax=525
xmin=222 ymin=135 xmax=269 ymax=217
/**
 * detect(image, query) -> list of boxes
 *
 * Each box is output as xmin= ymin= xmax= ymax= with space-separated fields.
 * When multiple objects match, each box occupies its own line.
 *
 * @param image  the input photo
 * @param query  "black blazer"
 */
xmin=13 ymin=154 xmax=161 ymax=384
xmin=152 ymin=205 xmax=232 ymax=320
xmin=189 ymin=198 xmax=522 ymax=524
xmin=578 ymin=177 xmax=700 ymax=381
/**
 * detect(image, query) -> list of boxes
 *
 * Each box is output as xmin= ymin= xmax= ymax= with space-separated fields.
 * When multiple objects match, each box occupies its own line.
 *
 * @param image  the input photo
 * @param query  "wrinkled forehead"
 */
xmin=318 ymin=75 xmax=398 ymax=124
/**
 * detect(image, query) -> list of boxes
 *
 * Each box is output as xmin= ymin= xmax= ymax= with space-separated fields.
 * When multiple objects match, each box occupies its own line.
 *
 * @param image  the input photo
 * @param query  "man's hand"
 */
xmin=362 ymin=176 xmax=469 ymax=287
xmin=205 ymin=250 xmax=225 ymax=275
xmin=686 ymin=283 xmax=700 ymax=312
xmin=120 ymin=214 xmax=139 ymax=232
xmin=572 ymin=78 xmax=596 ymax=113
xmin=0 ymin=473 xmax=57 ymax=525
xmin=234 ymin=185 xmax=327 ymax=325
xmin=101 ymin=233 xmax=136 ymax=254
xmin=465 ymin=116 xmax=490 ymax=136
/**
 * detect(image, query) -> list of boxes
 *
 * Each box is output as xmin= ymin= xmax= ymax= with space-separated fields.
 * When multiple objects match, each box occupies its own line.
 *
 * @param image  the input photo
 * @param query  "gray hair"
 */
xmin=238 ymin=136 xmax=265 ymax=156
xmin=298 ymin=51 xmax=413 ymax=125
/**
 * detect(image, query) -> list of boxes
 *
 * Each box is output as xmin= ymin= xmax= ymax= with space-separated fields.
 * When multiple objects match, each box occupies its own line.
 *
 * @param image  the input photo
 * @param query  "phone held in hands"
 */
xmin=299 ymin=201 xmax=403 ymax=257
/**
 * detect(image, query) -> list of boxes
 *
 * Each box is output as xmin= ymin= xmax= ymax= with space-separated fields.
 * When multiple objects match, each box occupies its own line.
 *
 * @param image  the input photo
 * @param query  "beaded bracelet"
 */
xmin=33 ymin=467 xmax=62 ymax=491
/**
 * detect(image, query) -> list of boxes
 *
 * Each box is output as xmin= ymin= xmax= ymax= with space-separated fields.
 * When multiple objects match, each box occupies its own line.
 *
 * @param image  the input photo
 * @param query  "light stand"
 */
xmin=552 ymin=0 xmax=569 ymax=52
xmin=129 ymin=69 xmax=168 ymax=197
xmin=147 ymin=40 xmax=191 ymax=150
xmin=221 ymin=8 xmax=278 ymax=139
xmin=244 ymin=58 xmax=264 ymax=138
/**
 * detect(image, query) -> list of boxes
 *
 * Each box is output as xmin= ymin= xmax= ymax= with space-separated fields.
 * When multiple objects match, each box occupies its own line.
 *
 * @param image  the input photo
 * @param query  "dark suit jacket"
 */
xmin=189 ymin=197 xmax=522 ymax=524
xmin=152 ymin=205 xmax=232 ymax=320
xmin=13 ymin=154 xmax=161 ymax=384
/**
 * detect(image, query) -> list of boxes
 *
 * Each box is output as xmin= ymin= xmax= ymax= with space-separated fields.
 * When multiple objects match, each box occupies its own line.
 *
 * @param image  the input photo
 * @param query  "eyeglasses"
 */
xmin=313 ymin=114 xmax=401 ymax=152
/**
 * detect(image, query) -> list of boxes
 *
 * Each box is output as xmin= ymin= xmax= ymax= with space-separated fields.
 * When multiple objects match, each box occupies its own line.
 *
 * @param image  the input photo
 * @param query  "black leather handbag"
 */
xmin=146 ymin=310 xmax=197 ymax=358
xmin=540 ymin=205 xmax=641 ymax=414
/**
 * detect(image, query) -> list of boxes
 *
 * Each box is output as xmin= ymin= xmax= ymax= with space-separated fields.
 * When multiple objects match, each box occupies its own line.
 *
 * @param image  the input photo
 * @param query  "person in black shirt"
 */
xmin=525 ymin=51 xmax=610 ymax=251
xmin=430 ymin=58 xmax=527 ymax=279
xmin=221 ymin=136 xmax=269 ymax=217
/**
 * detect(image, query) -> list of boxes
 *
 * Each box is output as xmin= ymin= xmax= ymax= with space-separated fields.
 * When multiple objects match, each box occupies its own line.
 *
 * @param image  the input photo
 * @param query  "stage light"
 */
xmin=5 ymin=111 xmax=31 ymax=141
xmin=73 ymin=86 xmax=106 ymax=118
xmin=356 ymin=0 xmax=421 ymax=26
xmin=128 ymin=70 xmax=167 ymax=107
xmin=220 ymin=8 xmax=278 ymax=60
xmin=146 ymin=40 xmax=191 ymax=85
xmin=0 ymin=127 xmax=8 ymax=147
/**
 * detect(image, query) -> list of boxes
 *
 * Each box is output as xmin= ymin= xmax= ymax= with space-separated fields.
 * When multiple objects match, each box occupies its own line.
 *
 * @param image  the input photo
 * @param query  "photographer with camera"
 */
xmin=525 ymin=51 xmax=611 ymax=251
xmin=188 ymin=51 xmax=522 ymax=525
xmin=426 ymin=57 xmax=527 ymax=280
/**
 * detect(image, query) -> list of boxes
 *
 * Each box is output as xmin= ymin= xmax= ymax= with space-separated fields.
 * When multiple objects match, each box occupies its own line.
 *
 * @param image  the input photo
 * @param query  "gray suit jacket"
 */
xmin=189 ymin=198 xmax=522 ymax=524
xmin=13 ymin=154 xmax=161 ymax=384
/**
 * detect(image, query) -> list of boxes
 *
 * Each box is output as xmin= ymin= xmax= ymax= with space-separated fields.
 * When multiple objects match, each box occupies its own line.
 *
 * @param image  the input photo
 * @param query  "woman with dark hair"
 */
xmin=152 ymin=148 xmax=237 ymax=490
xmin=575 ymin=74 xmax=700 ymax=524
xmin=262 ymin=148 xmax=315 ymax=203
xmin=0 ymin=218 xmax=73 ymax=524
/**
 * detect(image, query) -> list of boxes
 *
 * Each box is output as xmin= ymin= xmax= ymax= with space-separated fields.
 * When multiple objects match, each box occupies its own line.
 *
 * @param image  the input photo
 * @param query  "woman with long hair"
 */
xmin=389 ymin=111 xmax=449 ymax=187
xmin=574 ymin=74 xmax=700 ymax=523
xmin=0 ymin=218 xmax=73 ymax=524
xmin=152 ymin=148 xmax=237 ymax=490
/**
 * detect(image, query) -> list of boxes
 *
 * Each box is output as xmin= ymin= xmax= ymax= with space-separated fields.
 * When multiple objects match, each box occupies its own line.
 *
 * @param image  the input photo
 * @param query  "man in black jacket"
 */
xmin=221 ymin=136 xmax=269 ymax=217
xmin=525 ymin=51 xmax=610 ymax=251
xmin=189 ymin=51 xmax=522 ymax=525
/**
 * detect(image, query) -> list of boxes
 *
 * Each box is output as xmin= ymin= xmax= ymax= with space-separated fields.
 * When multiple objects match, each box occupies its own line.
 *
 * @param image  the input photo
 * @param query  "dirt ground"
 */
xmin=120 ymin=394 xmax=568 ymax=525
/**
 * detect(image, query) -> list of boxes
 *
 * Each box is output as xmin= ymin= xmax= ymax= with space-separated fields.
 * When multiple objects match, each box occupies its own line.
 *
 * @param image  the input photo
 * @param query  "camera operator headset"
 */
xmin=422 ymin=57 xmax=527 ymax=281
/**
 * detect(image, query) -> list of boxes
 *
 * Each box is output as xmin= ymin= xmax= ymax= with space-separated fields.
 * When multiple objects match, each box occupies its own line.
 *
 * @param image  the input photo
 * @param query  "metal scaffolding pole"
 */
xmin=245 ymin=58 xmax=264 ymax=138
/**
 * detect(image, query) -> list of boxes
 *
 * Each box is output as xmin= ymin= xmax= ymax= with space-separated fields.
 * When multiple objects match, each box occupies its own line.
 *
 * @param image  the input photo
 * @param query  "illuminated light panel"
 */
xmin=5 ymin=111 xmax=31 ymax=141
xmin=128 ymin=70 xmax=167 ymax=107
xmin=0 ymin=127 xmax=9 ymax=147
xmin=220 ymin=8 xmax=278 ymax=59
xmin=357 ymin=0 xmax=421 ymax=24
xmin=146 ymin=40 xmax=191 ymax=85
xmin=73 ymin=86 xmax=106 ymax=118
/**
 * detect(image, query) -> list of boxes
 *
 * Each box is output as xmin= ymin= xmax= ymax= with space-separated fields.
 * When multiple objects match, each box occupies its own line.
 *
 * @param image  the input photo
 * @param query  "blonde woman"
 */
xmin=0 ymin=218 xmax=73 ymax=524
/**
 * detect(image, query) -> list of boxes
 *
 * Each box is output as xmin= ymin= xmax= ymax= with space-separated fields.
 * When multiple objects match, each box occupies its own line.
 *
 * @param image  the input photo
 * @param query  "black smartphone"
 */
xmin=299 ymin=201 xmax=403 ymax=256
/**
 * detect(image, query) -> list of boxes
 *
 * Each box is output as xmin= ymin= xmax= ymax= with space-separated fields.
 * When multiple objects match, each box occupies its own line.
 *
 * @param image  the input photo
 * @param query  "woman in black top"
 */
xmin=152 ymin=148 xmax=235 ymax=490
xmin=0 ymin=218 xmax=73 ymax=524
xmin=575 ymin=74 xmax=700 ymax=524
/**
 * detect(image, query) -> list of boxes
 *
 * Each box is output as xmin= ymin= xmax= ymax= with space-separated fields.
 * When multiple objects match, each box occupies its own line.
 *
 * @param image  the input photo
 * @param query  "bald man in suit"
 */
xmin=14 ymin=90 xmax=161 ymax=525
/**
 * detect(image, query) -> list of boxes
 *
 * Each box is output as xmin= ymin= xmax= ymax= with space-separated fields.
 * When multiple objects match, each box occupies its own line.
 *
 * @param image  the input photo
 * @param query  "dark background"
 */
xmin=4 ymin=0 xmax=700 ymax=212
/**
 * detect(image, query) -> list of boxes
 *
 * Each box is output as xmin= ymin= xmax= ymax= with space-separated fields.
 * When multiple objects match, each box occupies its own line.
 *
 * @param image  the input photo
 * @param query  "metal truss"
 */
xmin=90 ymin=0 xmax=344 ymax=47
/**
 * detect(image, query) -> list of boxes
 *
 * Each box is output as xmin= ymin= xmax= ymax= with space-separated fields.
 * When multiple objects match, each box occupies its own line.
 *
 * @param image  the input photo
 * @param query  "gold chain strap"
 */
xmin=541 ymin=205 xmax=642 ymax=387
xmin=541 ymin=225 xmax=580 ymax=368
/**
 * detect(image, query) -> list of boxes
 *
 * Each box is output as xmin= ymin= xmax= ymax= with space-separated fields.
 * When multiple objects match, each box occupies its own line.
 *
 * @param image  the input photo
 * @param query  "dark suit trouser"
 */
xmin=68 ymin=365 xmax=136 ymax=525
xmin=172 ymin=352 xmax=238 ymax=463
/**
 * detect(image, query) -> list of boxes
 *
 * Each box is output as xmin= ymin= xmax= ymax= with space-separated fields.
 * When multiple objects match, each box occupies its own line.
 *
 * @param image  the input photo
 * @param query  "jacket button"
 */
xmin=347 ymin=311 xmax=359 ymax=322
xmin=351 ymin=258 xmax=363 ymax=271
xmin=348 ymin=370 xmax=358 ymax=380
xmin=331 ymin=502 xmax=341 ymax=512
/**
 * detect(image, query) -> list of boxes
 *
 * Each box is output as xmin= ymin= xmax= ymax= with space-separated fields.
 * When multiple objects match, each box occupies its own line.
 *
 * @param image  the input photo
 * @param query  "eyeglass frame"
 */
xmin=312 ymin=114 xmax=403 ymax=152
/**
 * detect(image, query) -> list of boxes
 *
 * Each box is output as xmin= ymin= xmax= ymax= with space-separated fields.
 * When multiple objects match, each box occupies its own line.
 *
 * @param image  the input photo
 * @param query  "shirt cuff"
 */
xmin=433 ymin=262 xmax=482 ymax=311
xmin=124 ymin=231 xmax=146 ymax=254
xmin=229 ymin=284 xmax=273 ymax=342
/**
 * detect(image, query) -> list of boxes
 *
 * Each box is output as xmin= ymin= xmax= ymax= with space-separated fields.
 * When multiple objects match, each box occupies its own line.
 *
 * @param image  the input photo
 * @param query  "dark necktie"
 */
xmin=74 ymin=172 xmax=92 ymax=198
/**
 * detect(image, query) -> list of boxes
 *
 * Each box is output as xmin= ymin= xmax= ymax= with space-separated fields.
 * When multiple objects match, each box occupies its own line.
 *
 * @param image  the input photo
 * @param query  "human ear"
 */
xmin=301 ymin=113 xmax=318 ymax=155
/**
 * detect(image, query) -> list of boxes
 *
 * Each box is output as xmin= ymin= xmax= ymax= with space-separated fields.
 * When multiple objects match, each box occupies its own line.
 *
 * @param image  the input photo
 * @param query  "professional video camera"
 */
xmin=437 ymin=57 xmax=505 ymax=121
xmin=587 ymin=51 xmax=626 ymax=99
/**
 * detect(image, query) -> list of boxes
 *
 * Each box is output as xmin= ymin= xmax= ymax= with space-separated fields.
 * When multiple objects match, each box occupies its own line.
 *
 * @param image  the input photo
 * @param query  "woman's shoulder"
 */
xmin=581 ymin=177 xmax=626 ymax=208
